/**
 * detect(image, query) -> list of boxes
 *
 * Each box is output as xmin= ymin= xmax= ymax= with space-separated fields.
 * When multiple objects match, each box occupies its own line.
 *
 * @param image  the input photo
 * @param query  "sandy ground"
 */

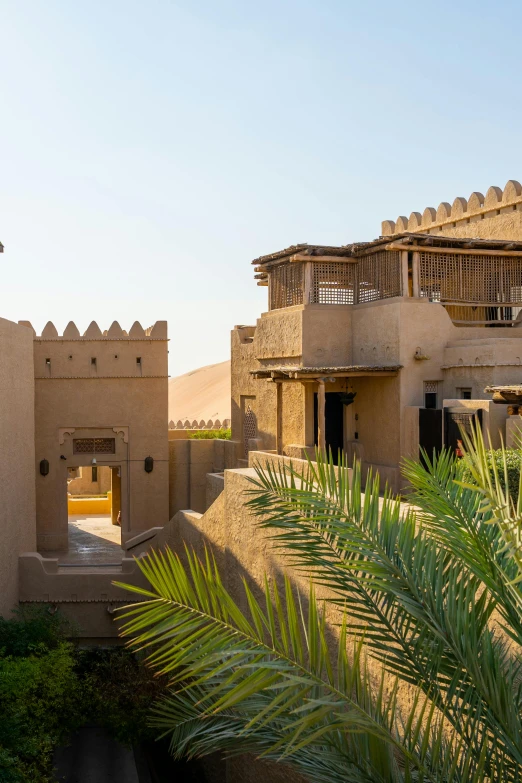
xmin=168 ymin=359 xmax=230 ymax=423
xmin=45 ymin=514 xmax=123 ymax=565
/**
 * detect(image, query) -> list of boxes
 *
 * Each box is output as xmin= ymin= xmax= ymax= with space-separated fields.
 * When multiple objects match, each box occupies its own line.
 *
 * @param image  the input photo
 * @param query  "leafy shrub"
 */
xmin=189 ymin=428 xmax=231 ymax=440
xmin=459 ymin=447 xmax=522 ymax=498
xmin=0 ymin=608 xmax=167 ymax=782
xmin=0 ymin=605 xmax=71 ymax=657
xmin=0 ymin=642 xmax=81 ymax=783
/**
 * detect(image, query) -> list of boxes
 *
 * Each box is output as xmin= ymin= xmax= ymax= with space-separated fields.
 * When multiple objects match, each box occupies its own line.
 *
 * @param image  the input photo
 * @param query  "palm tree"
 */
xmin=116 ymin=429 xmax=522 ymax=782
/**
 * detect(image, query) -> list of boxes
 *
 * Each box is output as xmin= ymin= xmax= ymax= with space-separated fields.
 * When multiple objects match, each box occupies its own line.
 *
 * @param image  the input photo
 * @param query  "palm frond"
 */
xmin=245 ymin=450 xmax=522 ymax=778
xmin=114 ymin=546 xmax=466 ymax=783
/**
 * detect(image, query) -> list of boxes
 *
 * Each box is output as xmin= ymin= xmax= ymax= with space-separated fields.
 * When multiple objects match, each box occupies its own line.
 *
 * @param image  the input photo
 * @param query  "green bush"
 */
xmin=460 ymin=447 xmax=522 ymax=498
xmin=189 ymin=428 xmax=231 ymax=440
xmin=0 ymin=608 xmax=167 ymax=782
xmin=0 ymin=643 xmax=81 ymax=783
xmin=0 ymin=606 xmax=71 ymax=657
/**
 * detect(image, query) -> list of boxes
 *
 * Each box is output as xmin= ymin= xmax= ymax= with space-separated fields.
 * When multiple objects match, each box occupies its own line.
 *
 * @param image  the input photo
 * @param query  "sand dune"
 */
xmin=168 ymin=360 xmax=231 ymax=423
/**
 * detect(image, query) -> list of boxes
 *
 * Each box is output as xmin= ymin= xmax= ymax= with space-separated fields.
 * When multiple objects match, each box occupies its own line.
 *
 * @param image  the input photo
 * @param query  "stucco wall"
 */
xmin=0 ymin=318 xmax=36 ymax=615
xmin=231 ymin=325 xmax=306 ymax=455
xmin=433 ymin=210 xmax=522 ymax=240
xmin=19 ymin=553 xmax=148 ymax=638
xmin=168 ymin=438 xmax=236 ymax=515
xmin=301 ymin=304 xmax=352 ymax=366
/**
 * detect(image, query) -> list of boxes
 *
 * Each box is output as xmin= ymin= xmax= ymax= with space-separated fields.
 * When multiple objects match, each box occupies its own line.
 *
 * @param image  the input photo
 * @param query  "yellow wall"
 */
xmin=68 ymin=495 xmax=111 ymax=515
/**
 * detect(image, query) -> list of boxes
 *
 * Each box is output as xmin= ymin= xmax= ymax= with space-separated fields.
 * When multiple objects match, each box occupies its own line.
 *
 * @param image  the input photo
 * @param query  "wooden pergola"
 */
xmin=251 ymin=365 xmax=402 ymax=453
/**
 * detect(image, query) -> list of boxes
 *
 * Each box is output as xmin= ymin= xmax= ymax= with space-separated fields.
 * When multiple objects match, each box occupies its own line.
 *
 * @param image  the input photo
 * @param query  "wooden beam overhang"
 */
xmin=251 ymin=365 xmax=402 ymax=381
xmin=385 ymin=242 xmax=522 ymax=258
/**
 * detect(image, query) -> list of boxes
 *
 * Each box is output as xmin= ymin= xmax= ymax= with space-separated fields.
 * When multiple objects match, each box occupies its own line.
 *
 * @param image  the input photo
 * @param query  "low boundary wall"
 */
xmin=67 ymin=495 xmax=111 ymax=515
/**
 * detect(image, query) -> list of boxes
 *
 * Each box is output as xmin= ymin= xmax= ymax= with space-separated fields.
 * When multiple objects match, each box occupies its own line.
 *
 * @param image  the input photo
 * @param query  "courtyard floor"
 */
xmin=46 ymin=514 xmax=124 ymax=565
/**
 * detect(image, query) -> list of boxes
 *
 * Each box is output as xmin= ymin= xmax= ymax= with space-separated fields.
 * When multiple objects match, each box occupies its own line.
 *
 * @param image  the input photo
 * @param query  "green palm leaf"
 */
xmin=115 ymin=546 xmax=474 ymax=783
xmin=115 ymin=428 xmax=522 ymax=781
xmin=245 ymin=450 xmax=522 ymax=779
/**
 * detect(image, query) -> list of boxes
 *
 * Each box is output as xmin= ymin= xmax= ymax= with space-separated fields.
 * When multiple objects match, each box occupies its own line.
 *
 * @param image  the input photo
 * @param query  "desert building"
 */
xmin=0 ymin=315 xmax=170 ymax=631
xmin=28 ymin=319 xmax=169 ymax=550
xmin=232 ymin=180 xmax=522 ymax=491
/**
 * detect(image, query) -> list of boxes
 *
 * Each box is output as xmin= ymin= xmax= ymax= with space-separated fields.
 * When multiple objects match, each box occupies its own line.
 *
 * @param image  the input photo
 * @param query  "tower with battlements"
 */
xmin=23 ymin=319 xmax=169 ymax=550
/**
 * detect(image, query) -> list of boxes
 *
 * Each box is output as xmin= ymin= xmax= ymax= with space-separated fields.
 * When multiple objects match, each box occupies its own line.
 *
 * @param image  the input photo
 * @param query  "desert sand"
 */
xmin=168 ymin=360 xmax=231 ymax=423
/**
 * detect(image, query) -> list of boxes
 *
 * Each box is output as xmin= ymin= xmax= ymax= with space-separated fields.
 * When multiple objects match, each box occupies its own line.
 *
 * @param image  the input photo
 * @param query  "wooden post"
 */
xmin=412 ymin=251 xmax=420 ymax=298
xmin=317 ymin=379 xmax=326 ymax=453
xmin=276 ymin=381 xmax=283 ymax=455
xmin=401 ymin=251 xmax=410 ymax=296
xmin=304 ymin=262 xmax=313 ymax=304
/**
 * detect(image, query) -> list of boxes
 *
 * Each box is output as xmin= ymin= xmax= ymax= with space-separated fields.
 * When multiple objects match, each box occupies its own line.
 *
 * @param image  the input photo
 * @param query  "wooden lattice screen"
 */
xmin=310 ymin=262 xmax=356 ymax=304
xmin=73 ymin=438 xmax=115 ymax=454
xmin=419 ymin=252 xmax=522 ymax=324
xmin=357 ymin=251 xmax=402 ymax=303
xmin=243 ymin=405 xmax=257 ymax=458
xmin=268 ymin=252 xmax=401 ymax=309
xmin=270 ymin=262 xmax=304 ymax=310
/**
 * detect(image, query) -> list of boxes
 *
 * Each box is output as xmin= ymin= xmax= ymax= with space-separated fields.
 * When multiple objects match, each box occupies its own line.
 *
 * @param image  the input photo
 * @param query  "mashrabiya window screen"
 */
xmin=270 ymin=262 xmax=304 ymax=310
xmin=310 ymin=262 xmax=355 ymax=304
xmin=357 ymin=251 xmax=402 ymax=303
xmin=243 ymin=405 xmax=257 ymax=457
xmin=424 ymin=381 xmax=438 ymax=394
xmin=419 ymin=253 xmax=522 ymax=305
xmin=73 ymin=438 xmax=116 ymax=454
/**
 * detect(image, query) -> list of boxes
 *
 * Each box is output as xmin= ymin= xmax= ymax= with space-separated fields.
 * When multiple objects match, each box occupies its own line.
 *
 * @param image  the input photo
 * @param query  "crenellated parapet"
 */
xmin=382 ymin=180 xmax=522 ymax=236
xmin=169 ymin=418 xmax=231 ymax=430
xmin=19 ymin=320 xmax=168 ymax=339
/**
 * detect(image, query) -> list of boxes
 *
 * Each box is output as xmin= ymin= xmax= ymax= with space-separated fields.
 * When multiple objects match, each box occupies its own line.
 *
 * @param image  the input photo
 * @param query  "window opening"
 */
xmin=91 ymin=466 xmax=98 ymax=482
xmin=459 ymin=388 xmax=472 ymax=400
xmin=424 ymin=381 xmax=439 ymax=409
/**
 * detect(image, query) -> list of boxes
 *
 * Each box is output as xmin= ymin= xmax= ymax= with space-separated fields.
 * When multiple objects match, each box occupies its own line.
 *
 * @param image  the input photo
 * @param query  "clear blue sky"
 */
xmin=2 ymin=0 xmax=521 ymax=375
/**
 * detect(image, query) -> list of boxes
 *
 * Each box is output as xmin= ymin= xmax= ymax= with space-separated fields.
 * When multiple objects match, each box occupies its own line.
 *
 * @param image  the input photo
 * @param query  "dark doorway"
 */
xmin=419 ymin=408 xmax=443 ymax=466
xmin=444 ymin=408 xmax=483 ymax=455
xmin=314 ymin=392 xmax=344 ymax=465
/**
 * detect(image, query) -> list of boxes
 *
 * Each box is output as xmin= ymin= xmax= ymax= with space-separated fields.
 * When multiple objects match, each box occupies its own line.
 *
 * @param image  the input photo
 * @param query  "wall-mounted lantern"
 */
xmin=144 ymin=456 xmax=154 ymax=473
xmin=40 ymin=459 xmax=49 ymax=476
